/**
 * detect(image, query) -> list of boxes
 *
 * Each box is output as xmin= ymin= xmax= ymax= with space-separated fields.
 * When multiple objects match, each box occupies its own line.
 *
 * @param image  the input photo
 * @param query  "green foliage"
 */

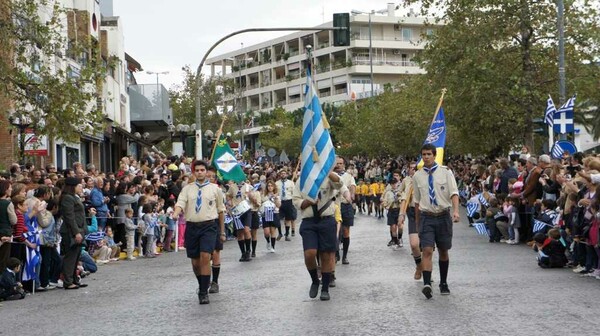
xmin=168 ymin=65 xmax=232 ymax=135
xmin=403 ymin=0 xmax=600 ymax=154
xmin=258 ymin=106 xmax=302 ymax=158
xmin=0 ymin=0 xmax=110 ymax=142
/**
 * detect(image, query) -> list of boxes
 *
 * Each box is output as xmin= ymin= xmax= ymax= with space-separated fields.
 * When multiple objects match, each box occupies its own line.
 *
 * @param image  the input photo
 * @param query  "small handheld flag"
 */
xmin=544 ymin=95 xmax=557 ymax=127
xmin=533 ymin=219 xmax=552 ymax=233
xmin=466 ymin=202 xmax=479 ymax=218
xmin=473 ymin=222 xmax=489 ymax=236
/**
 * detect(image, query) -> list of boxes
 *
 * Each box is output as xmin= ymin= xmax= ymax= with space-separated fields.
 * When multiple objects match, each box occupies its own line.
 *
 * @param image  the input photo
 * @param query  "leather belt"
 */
xmin=186 ymin=220 xmax=215 ymax=226
xmin=421 ymin=210 xmax=449 ymax=217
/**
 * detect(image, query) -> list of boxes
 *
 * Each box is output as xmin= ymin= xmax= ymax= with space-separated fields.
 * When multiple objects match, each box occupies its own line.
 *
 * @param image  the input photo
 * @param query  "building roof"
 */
xmin=125 ymin=52 xmax=143 ymax=72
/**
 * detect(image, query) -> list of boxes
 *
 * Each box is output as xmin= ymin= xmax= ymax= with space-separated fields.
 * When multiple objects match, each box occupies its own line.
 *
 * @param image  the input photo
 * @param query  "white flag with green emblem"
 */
xmin=211 ymin=134 xmax=246 ymax=182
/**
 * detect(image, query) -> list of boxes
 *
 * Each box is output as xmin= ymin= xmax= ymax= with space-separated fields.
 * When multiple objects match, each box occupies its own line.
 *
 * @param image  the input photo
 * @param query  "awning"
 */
xmin=125 ymin=52 xmax=143 ymax=72
xmin=112 ymin=126 xmax=153 ymax=147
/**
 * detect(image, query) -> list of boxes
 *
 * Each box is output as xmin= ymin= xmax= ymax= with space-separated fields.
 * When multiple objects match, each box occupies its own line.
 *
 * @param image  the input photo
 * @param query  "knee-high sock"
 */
xmin=271 ymin=237 xmax=276 ymax=248
xmin=439 ymin=260 xmax=449 ymax=284
xmin=237 ymin=240 xmax=245 ymax=254
xmin=252 ymin=240 xmax=257 ymax=253
xmin=212 ymin=264 xmax=220 ymax=284
xmin=244 ymin=239 xmax=251 ymax=253
xmin=342 ymin=237 xmax=350 ymax=259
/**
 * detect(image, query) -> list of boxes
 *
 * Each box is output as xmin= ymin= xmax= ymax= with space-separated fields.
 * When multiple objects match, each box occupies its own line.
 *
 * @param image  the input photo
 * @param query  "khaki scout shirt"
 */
xmin=413 ymin=166 xmax=458 ymax=213
xmin=399 ymin=176 xmax=416 ymax=208
xmin=292 ymin=177 xmax=343 ymax=219
xmin=176 ymin=182 xmax=225 ymax=222
xmin=276 ymin=179 xmax=295 ymax=201
xmin=338 ymin=172 xmax=356 ymax=204
xmin=382 ymin=184 xmax=401 ymax=209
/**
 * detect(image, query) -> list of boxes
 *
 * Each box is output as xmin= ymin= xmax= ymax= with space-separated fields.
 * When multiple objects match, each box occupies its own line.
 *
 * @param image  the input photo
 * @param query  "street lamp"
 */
xmin=351 ymin=6 xmax=393 ymax=98
xmin=8 ymin=113 xmax=32 ymax=165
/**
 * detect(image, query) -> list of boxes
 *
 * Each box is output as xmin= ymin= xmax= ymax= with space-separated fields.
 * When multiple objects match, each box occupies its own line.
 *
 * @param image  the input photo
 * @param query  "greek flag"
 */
xmin=473 ymin=222 xmax=489 ymax=236
xmin=533 ymin=219 xmax=551 ymax=233
xmin=22 ymin=231 xmax=40 ymax=282
xmin=544 ymin=95 xmax=557 ymax=126
xmin=224 ymin=214 xmax=233 ymax=224
xmin=553 ymin=94 xmax=576 ymax=134
xmin=478 ymin=193 xmax=489 ymax=207
xmin=299 ymin=67 xmax=336 ymax=201
xmin=85 ymin=231 xmax=105 ymax=242
xmin=252 ymin=183 xmax=262 ymax=191
xmin=551 ymin=141 xmax=564 ymax=159
xmin=263 ymin=206 xmax=275 ymax=222
xmin=466 ymin=202 xmax=479 ymax=218
xmin=232 ymin=215 xmax=245 ymax=230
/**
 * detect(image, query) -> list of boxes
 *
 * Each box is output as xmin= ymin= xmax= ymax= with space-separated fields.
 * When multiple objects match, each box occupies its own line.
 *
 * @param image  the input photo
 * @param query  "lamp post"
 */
xmin=8 ymin=114 xmax=32 ymax=165
xmin=230 ymin=55 xmax=253 ymax=154
xmin=352 ymin=6 xmax=396 ymax=98
xmin=168 ymin=123 xmax=195 ymax=156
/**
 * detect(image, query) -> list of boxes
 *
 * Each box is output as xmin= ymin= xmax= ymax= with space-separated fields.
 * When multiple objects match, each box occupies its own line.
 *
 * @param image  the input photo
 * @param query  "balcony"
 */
xmin=352 ymin=57 xmax=417 ymax=67
xmin=129 ymin=84 xmax=171 ymax=129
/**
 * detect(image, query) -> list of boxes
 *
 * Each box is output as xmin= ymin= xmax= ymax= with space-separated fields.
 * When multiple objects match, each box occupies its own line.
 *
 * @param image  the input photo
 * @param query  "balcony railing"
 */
xmin=288 ymin=50 xmax=299 ymax=57
xmin=352 ymin=57 xmax=417 ymax=67
xmin=318 ymin=91 xmax=331 ymax=98
xmin=334 ymin=88 xmax=347 ymax=95
xmin=247 ymin=83 xmax=259 ymax=90
xmin=288 ymin=97 xmax=302 ymax=104
xmin=351 ymin=34 xmax=418 ymax=43
xmin=276 ymin=99 xmax=286 ymax=106
xmin=129 ymin=84 xmax=170 ymax=125
xmin=318 ymin=42 xmax=330 ymax=49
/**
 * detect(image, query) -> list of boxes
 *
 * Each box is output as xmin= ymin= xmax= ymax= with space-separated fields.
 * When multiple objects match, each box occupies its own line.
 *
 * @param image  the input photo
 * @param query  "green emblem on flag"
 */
xmin=211 ymin=134 xmax=246 ymax=182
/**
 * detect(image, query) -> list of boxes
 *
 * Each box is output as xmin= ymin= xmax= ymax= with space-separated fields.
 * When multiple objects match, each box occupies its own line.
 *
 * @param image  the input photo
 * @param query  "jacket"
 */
xmin=59 ymin=194 xmax=87 ymax=238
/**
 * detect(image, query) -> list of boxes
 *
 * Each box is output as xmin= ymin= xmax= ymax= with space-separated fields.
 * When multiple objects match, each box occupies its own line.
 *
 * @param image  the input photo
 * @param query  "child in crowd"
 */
xmin=93 ymin=238 xmax=112 ymax=265
xmin=506 ymin=197 xmax=521 ymax=244
xmin=142 ymin=203 xmax=158 ymax=258
xmin=533 ymin=229 xmax=568 ymax=268
xmin=162 ymin=200 xmax=175 ymax=252
xmin=136 ymin=196 xmax=148 ymax=256
xmin=0 ymin=258 xmax=25 ymax=301
xmin=485 ymin=198 xmax=502 ymax=243
xmin=104 ymin=226 xmax=121 ymax=261
xmin=123 ymin=208 xmax=137 ymax=260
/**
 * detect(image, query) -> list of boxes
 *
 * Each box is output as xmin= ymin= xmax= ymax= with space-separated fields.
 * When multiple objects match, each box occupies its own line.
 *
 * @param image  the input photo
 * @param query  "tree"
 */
xmin=0 ymin=0 xmax=110 ymax=142
xmin=257 ymin=106 xmax=302 ymax=158
xmin=405 ymin=0 xmax=600 ymax=154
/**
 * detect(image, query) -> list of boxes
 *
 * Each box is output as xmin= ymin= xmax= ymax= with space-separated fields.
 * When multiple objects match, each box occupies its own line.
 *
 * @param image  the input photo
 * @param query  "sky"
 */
xmin=111 ymin=0 xmax=417 ymax=90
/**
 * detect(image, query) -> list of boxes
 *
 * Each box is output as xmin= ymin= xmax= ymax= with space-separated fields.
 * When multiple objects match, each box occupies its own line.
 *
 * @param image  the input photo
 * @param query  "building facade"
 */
xmin=207 ymin=9 xmax=436 ymax=116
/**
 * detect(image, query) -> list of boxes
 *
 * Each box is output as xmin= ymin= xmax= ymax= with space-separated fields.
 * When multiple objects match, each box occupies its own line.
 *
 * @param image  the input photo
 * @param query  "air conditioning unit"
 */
xmin=393 ymin=24 xmax=401 ymax=31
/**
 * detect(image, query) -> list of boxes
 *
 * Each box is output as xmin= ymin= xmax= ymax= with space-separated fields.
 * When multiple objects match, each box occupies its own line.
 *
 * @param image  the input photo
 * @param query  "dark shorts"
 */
xmin=341 ymin=203 xmax=354 ymax=227
xmin=374 ymin=194 xmax=382 ymax=204
xmin=185 ymin=220 xmax=218 ymax=258
xmin=418 ymin=211 xmax=453 ymax=250
xmin=280 ymin=200 xmax=297 ymax=221
xmin=407 ymin=207 xmax=418 ymax=234
xmin=299 ymin=216 xmax=337 ymax=252
xmin=387 ymin=208 xmax=400 ymax=226
xmin=250 ymin=211 xmax=261 ymax=229
xmin=263 ymin=213 xmax=280 ymax=228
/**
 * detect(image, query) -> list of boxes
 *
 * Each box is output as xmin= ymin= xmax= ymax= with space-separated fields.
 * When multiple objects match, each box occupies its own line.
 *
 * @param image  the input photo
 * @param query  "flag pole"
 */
xmin=209 ymin=116 xmax=227 ymax=163
xmin=431 ymin=88 xmax=447 ymax=124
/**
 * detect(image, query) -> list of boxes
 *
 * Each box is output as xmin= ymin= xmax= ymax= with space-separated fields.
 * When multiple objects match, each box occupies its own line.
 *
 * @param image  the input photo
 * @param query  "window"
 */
xmin=402 ymin=28 xmax=412 ymax=41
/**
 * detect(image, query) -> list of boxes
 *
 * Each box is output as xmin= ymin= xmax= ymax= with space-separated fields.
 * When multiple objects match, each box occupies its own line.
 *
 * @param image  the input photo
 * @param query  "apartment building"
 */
xmin=206 ymin=7 xmax=438 ymax=118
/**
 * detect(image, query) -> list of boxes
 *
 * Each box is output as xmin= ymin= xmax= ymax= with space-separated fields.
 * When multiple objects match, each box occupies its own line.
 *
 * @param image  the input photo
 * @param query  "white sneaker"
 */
xmin=500 ymin=239 xmax=508 ymax=243
xmin=56 ymin=280 xmax=64 ymax=288
xmin=573 ymin=266 xmax=585 ymax=273
xmin=266 ymin=242 xmax=272 ymax=252
xmin=127 ymin=256 xmax=137 ymax=260
xmin=508 ymin=240 xmax=518 ymax=245
xmin=270 ymin=247 xmax=276 ymax=253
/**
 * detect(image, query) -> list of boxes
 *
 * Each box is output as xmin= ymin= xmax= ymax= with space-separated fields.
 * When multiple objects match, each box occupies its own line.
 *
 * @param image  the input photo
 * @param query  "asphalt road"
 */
xmin=2 ymin=211 xmax=600 ymax=336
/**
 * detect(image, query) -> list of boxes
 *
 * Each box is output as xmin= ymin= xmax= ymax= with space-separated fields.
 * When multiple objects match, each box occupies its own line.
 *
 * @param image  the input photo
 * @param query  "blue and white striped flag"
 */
xmin=224 ymin=214 xmax=233 ymax=224
xmin=478 ymin=193 xmax=489 ymax=207
xmin=299 ymin=67 xmax=336 ymax=200
xmin=466 ymin=202 xmax=479 ymax=218
xmin=544 ymin=95 xmax=557 ymax=126
xmin=473 ymin=222 xmax=489 ymax=236
xmin=551 ymin=141 xmax=564 ymax=159
xmin=533 ymin=219 xmax=551 ymax=233
xmin=85 ymin=231 xmax=105 ymax=242
xmin=22 ymin=230 xmax=40 ymax=282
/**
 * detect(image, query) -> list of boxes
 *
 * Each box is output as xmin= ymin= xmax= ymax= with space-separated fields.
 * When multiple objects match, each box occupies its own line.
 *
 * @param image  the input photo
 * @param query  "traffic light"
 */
xmin=532 ymin=118 xmax=548 ymax=136
xmin=333 ymin=13 xmax=350 ymax=47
